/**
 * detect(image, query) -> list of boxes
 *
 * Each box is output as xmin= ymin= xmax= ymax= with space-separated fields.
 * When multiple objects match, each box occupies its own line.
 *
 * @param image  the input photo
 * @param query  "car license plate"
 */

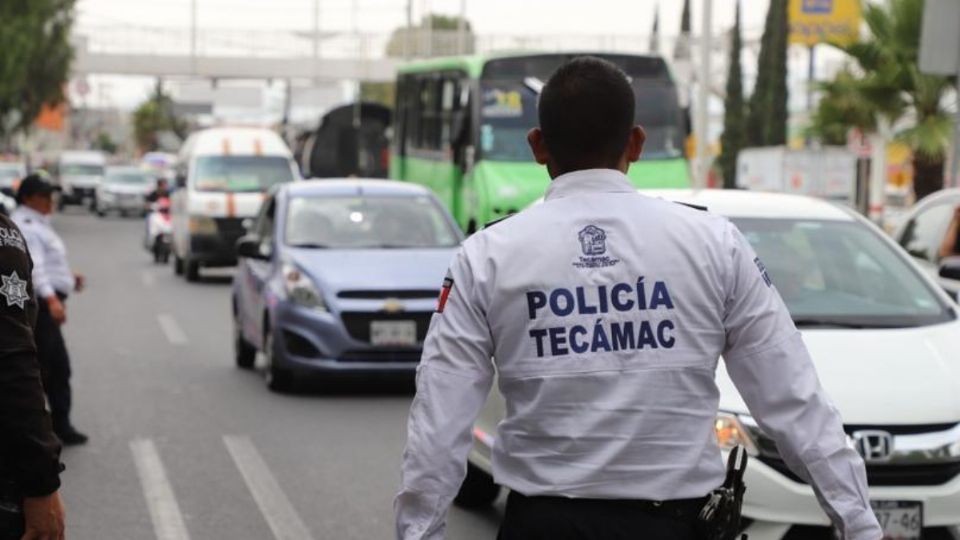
xmin=370 ymin=321 xmax=417 ymax=346
xmin=871 ymin=501 xmax=922 ymax=540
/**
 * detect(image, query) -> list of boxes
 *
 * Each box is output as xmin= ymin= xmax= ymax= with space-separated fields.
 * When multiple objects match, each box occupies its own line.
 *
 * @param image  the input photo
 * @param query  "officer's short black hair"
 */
xmin=538 ymin=56 xmax=636 ymax=173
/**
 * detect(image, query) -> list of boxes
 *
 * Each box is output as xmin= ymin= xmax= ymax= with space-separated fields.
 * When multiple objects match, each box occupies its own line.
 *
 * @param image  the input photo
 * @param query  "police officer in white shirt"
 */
xmin=395 ymin=57 xmax=882 ymax=539
xmin=13 ymin=174 xmax=89 ymax=446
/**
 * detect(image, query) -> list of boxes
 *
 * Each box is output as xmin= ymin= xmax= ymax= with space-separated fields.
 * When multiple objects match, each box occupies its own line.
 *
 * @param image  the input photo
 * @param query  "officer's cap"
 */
xmin=16 ymin=173 xmax=58 ymax=203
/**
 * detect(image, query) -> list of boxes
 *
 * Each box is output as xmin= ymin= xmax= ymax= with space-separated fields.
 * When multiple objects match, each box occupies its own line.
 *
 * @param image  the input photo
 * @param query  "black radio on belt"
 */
xmin=698 ymin=445 xmax=749 ymax=540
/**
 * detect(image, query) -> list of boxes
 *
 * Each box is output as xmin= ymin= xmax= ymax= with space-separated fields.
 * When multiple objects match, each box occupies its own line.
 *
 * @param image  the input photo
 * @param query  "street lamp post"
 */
xmin=695 ymin=0 xmax=713 ymax=189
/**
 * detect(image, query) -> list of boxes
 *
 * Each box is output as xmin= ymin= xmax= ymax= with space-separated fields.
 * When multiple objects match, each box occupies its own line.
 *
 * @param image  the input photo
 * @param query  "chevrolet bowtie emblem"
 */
xmin=382 ymin=298 xmax=405 ymax=313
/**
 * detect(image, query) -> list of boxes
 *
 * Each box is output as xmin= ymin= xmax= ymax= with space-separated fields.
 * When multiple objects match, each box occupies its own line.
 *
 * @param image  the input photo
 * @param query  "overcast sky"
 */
xmin=74 ymin=0 xmax=827 ymax=125
xmin=76 ymin=0 xmax=772 ymax=39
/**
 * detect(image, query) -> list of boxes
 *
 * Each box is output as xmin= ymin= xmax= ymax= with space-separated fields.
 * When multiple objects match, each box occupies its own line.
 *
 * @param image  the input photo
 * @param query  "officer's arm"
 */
xmin=19 ymin=225 xmax=54 ymax=300
xmin=395 ymin=248 xmax=495 ymax=540
xmin=0 ymin=223 xmax=62 ymax=497
xmin=719 ymin=222 xmax=881 ymax=540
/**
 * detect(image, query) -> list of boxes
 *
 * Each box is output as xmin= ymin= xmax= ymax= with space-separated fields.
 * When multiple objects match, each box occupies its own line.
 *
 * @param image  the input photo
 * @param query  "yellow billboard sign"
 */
xmin=789 ymin=0 xmax=862 ymax=46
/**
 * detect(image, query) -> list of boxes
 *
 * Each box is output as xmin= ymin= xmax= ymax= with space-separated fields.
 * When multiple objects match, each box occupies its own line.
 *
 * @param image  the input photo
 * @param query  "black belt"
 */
xmin=509 ymin=492 xmax=709 ymax=521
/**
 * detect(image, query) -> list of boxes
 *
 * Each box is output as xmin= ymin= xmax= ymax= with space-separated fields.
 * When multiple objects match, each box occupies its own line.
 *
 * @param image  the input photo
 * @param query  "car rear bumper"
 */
xmin=737 ymin=452 xmax=960 ymax=540
xmin=270 ymin=301 xmax=426 ymax=374
xmin=188 ymin=234 xmax=240 ymax=266
xmin=98 ymin=196 xmax=145 ymax=212
xmin=61 ymin=186 xmax=97 ymax=202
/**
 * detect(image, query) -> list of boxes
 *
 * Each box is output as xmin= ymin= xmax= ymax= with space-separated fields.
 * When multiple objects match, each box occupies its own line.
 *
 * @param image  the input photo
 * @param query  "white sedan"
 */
xmin=458 ymin=190 xmax=960 ymax=540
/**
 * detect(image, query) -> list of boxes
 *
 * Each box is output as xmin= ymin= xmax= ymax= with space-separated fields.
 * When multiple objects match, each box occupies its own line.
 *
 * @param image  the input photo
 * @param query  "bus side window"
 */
xmin=441 ymin=78 xmax=459 ymax=147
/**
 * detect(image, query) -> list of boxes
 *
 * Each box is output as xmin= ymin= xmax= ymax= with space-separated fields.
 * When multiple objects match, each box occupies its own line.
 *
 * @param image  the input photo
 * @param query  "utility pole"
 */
xmin=190 ymin=0 xmax=198 ymax=75
xmin=404 ymin=0 xmax=413 ymax=59
xmin=457 ymin=0 xmax=467 ymax=55
xmin=312 ymin=0 xmax=320 ymax=80
xmin=422 ymin=0 xmax=432 ymax=58
xmin=695 ymin=0 xmax=713 ymax=188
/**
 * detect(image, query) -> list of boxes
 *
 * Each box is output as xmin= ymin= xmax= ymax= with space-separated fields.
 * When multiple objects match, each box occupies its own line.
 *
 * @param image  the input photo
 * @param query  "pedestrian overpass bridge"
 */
xmin=72 ymin=25 xmax=403 ymax=82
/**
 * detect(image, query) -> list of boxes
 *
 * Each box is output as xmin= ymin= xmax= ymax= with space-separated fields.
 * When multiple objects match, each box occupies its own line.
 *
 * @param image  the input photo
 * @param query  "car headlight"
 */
xmin=188 ymin=215 xmax=217 ymax=235
xmin=715 ymin=412 xmax=759 ymax=456
xmin=283 ymin=264 xmax=326 ymax=311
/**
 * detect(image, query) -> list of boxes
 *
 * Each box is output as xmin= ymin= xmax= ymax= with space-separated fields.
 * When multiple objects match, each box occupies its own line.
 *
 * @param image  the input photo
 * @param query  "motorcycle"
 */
xmin=145 ymin=198 xmax=172 ymax=264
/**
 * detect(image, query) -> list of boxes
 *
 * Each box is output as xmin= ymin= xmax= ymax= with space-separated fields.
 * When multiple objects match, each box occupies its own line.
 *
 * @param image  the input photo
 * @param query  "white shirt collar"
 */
xmin=14 ymin=205 xmax=50 ymax=225
xmin=543 ymin=169 xmax=635 ymax=201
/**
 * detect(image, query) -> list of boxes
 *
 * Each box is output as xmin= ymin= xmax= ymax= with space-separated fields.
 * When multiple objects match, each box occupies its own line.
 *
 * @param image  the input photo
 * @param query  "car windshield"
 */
xmin=733 ymin=218 xmax=953 ymax=328
xmin=285 ymin=194 xmax=460 ymax=249
xmin=0 ymin=165 xmax=22 ymax=179
xmin=107 ymin=171 xmax=151 ymax=185
xmin=61 ymin=163 xmax=104 ymax=176
xmin=194 ymin=156 xmax=294 ymax=193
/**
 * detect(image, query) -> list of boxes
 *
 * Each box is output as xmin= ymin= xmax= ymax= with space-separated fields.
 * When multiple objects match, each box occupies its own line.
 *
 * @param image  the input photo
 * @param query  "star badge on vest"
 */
xmin=0 ymin=270 xmax=29 ymax=309
xmin=436 ymin=272 xmax=454 ymax=313
xmin=573 ymin=224 xmax=620 ymax=269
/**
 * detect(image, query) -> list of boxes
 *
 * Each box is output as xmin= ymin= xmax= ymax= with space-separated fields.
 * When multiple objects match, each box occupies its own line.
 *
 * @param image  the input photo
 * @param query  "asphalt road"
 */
xmin=53 ymin=209 xmax=503 ymax=540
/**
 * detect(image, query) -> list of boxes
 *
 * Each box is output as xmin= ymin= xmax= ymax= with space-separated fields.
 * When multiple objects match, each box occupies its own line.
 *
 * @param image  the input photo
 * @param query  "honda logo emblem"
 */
xmin=852 ymin=430 xmax=894 ymax=463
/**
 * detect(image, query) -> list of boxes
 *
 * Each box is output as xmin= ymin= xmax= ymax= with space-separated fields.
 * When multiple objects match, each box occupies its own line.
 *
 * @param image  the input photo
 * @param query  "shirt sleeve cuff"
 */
xmin=36 ymin=284 xmax=55 ymax=299
xmin=17 ymin=462 xmax=63 ymax=498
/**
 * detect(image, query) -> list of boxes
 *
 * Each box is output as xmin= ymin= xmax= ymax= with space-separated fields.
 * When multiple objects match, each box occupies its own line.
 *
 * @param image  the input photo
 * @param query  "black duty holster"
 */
xmin=697 ymin=445 xmax=749 ymax=540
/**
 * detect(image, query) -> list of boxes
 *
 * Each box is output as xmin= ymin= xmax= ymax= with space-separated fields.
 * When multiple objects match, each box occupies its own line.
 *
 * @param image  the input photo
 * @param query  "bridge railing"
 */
xmin=73 ymin=24 xmax=737 ymax=60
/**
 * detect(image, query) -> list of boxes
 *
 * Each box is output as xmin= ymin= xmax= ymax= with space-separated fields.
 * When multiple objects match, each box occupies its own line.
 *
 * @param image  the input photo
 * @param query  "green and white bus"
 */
xmin=390 ymin=52 xmax=691 ymax=232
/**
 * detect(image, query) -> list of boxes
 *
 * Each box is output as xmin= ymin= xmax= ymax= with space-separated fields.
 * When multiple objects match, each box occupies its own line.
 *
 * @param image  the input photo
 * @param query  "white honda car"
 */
xmin=458 ymin=190 xmax=960 ymax=540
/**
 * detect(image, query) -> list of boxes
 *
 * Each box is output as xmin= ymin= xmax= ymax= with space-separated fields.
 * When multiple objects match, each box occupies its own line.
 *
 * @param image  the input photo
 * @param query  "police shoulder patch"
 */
xmin=0 ymin=270 xmax=30 ymax=309
xmin=436 ymin=272 xmax=454 ymax=313
xmin=482 ymin=213 xmax=515 ymax=230
xmin=674 ymin=202 xmax=708 ymax=212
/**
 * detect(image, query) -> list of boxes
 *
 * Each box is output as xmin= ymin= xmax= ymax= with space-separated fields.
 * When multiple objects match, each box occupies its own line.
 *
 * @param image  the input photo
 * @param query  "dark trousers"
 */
xmin=497 ymin=491 xmax=705 ymax=540
xmin=35 ymin=294 xmax=73 ymax=431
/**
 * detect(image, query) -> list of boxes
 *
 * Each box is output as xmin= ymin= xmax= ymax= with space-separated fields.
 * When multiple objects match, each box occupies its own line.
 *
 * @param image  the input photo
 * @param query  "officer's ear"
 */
xmin=626 ymin=126 xmax=646 ymax=163
xmin=527 ymin=128 xmax=551 ymax=166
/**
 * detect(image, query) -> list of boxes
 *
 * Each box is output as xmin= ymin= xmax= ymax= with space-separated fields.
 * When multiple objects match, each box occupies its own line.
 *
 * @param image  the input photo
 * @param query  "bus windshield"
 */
xmin=479 ymin=55 xmax=685 ymax=162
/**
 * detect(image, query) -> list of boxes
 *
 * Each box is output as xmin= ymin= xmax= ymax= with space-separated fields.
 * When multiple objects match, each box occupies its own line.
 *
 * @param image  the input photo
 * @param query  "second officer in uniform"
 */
xmin=13 ymin=174 xmax=89 ymax=446
xmin=395 ymin=57 xmax=882 ymax=539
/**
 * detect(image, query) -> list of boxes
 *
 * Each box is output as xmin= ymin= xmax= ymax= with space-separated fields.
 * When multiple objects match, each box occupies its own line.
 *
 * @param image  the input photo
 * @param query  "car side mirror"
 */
xmin=237 ymin=235 xmax=269 ymax=260
xmin=175 ymin=173 xmax=187 ymax=189
xmin=939 ymin=256 xmax=960 ymax=281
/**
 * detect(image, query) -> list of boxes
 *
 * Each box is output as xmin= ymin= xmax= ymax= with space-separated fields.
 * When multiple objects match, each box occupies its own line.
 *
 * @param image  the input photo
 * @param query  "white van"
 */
xmin=171 ymin=127 xmax=300 ymax=281
xmin=57 ymin=150 xmax=106 ymax=210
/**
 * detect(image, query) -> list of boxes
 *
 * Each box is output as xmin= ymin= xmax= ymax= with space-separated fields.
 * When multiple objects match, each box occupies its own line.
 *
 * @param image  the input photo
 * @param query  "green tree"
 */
xmin=828 ymin=0 xmax=953 ymax=201
xmin=808 ymin=68 xmax=878 ymax=145
xmin=0 ymin=0 xmax=75 ymax=146
xmin=718 ymin=1 xmax=746 ymax=188
xmin=359 ymin=82 xmax=395 ymax=109
xmin=132 ymin=81 xmax=188 ymax=153
xmin=746 ymin=0 xmax=788 ymax=146
xmin=385 ymin=14 xmax=475 ymax=58
xmin=93 ymin=132 xmax=118 ymax=154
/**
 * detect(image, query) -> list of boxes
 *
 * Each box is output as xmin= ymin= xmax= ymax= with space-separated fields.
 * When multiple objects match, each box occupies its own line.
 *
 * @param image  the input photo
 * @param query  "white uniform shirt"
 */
xmin=395 ymin=169 xmax=882 ymax=540
xmin=12 ymin=205 xmax=74 ymax=298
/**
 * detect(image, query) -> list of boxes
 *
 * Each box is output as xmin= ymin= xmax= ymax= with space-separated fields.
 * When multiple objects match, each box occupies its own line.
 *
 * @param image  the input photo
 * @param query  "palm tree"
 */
xmin=827 ymin=0 xmax=953 ymax=201
xmin=809 ymin=69 xmax=878 ymax=146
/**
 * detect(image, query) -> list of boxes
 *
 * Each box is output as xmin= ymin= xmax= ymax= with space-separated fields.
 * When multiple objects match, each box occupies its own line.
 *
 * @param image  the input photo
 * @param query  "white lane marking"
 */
xmin=157 ymin=314 xmax=188 ymax=345
xmin=142 ymin=271 xmax=156 ymax=287
xmin=223 ymin=435 xmax=315 ymax=540
xmin=130 ymin=439 xmax=192 ymax=540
